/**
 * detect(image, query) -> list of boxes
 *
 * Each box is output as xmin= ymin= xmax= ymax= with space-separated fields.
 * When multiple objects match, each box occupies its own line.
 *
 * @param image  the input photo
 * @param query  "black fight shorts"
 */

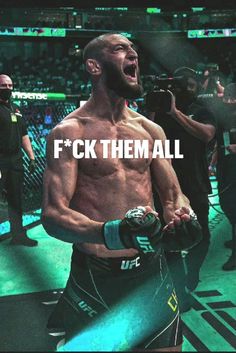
xmin=217 ymin=158 xmax=236 ymax=224
xmin=48 ymin=247 xmax=182 ymax=351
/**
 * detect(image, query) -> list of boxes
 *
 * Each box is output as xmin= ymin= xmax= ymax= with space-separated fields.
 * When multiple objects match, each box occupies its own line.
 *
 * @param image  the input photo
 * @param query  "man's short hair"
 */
xmin=83 ymin=32 xmax=122 ymax=63
xmin=173 ymin=67 xmax=197 ymax=80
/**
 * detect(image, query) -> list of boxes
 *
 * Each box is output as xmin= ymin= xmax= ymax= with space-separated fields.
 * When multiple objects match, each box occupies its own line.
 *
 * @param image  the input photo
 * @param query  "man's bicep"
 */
xmin=44 ymin=163 xmax=78 ymax=209
xmin=43 ymin=131 xmax=78 ymax=209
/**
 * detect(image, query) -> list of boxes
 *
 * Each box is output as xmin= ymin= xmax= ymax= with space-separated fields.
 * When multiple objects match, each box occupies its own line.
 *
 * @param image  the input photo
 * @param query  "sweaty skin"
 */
xmin=42 ymin=34 xmax=191 ymax=353
xmin=42 ymin=34 xmax=190 ymax=259
xmin=43 ymin=106 xmax=189 ymax=258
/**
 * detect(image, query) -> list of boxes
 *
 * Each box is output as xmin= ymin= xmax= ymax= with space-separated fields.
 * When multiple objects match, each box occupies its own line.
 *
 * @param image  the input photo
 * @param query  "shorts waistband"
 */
xmin=72 ymin=247 xmax=163 ymax=275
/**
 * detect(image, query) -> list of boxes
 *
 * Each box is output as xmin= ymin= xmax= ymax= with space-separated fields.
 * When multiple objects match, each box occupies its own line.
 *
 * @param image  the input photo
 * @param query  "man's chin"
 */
xmin=122 ymin=84 xmax=143 ymax=99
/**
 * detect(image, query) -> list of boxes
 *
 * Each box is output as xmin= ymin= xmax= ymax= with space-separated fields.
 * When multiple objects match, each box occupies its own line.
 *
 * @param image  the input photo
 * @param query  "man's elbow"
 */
xmin=205 ymin=134 xmax=213 ymax=143
xmin=204 ymin=127 xmax=216 ymax=143
xmin=41 ymin=211 xmax=59 ymax=238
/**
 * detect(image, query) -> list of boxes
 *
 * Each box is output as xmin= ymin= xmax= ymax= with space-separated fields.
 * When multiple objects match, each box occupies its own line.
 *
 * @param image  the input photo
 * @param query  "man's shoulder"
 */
xmin=49 ymin=111 xmax=84 ymax=139
xmin=128 ymin=108 xmax=151 ymax=125
xmin=130 ymin=110 xmax=166 ymax=140
xmin=10 ymin=102 xmax=21 ymax=114
xmin=0 ymin=101 xmax=21 ymax=115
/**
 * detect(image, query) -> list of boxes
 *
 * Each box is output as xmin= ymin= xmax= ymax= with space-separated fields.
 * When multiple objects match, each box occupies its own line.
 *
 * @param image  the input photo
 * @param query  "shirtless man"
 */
xmin=42 ymin=33 xmax=202 ymax=351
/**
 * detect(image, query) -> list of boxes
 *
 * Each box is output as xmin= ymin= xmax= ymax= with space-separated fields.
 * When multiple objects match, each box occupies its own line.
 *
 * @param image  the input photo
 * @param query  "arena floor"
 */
xmin=0 ymin=179 xmax=236 ymax=352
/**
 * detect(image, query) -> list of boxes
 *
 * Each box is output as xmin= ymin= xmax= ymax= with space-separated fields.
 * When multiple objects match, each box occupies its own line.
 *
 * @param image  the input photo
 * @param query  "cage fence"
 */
xmin=21 ymin=99 xmax=77 ymax=212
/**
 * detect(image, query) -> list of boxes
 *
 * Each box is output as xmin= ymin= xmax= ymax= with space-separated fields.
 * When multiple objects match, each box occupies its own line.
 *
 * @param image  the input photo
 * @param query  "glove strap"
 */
xmin=103 ymin=220 xmax=126 ymax=250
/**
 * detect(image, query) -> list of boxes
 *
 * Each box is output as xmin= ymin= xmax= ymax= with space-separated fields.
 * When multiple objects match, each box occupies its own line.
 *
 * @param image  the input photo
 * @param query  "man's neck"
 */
xmin=86 ymin=88 xmax=128 ymax=123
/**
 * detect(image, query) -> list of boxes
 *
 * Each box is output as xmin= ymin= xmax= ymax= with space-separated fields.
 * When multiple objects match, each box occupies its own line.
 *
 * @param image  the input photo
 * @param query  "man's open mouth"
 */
xmin=123 ymin=64 xmax=137 ymax=81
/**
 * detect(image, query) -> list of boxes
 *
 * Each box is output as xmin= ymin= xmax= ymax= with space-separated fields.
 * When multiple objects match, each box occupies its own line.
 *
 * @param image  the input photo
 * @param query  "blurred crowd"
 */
xmin=0 ymin=52 xmax=91 ymax=95
xmin=0 ymin=40 xmax=235 ymax=97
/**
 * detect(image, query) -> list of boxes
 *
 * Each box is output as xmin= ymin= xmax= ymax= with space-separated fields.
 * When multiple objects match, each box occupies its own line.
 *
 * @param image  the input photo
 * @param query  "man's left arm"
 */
xmin=143 ymin=117 xmax=203 ymax=251
xmin=22 ymin=135 xmax=35 ymax=160
xmin=22 ymin=135 xmax=36 ymax=173
xmin=168 ymin=91 xmax=216 ymax=143
xmin=143 ymin=118 xmax=191 ymax=222
xmin=20 ymin=112 xmax=36 ymax=172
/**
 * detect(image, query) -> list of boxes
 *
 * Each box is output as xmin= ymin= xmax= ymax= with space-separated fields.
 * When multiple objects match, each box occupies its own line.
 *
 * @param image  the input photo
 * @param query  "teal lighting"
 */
xmin=120 ymin=32 xmax=132 ymax=38
xmin=0 ymin=27 xmax=66 ymax=37
xmin=57 ymin=276 xmax=177 ymax=351
xmin=0 ymin=210 xmax=41 ymax=236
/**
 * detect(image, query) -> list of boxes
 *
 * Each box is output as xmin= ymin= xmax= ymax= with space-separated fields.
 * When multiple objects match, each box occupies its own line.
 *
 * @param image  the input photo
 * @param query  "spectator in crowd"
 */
xmin=210 ymin=83 xmax=236 ymax=270
xmin=149 ymin=67 xmax=216 ymax=311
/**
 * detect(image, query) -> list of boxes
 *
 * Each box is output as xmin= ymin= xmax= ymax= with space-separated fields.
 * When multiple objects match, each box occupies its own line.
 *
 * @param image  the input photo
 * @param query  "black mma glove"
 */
xmin=103 ymin=206 xmax=162 ymax=253
xmin=161 ymin=210 xmax=203 ymax=252
xmin=29 ymin=159 xmax=36 ymax=174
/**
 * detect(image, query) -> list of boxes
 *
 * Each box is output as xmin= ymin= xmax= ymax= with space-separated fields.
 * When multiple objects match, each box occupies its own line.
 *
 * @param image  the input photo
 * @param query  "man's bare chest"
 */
xmin=77 ymin=121 xmax=153 ymax=177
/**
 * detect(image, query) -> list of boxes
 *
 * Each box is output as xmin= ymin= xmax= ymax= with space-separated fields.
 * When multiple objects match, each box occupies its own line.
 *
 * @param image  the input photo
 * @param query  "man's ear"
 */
xmin=86 ymin=59 xmax=102 ymax=75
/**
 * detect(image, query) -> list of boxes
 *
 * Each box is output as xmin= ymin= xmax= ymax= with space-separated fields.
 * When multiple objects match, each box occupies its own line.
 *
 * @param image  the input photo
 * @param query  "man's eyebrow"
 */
xmin=112 ymin=42 xmax=138 ymax=51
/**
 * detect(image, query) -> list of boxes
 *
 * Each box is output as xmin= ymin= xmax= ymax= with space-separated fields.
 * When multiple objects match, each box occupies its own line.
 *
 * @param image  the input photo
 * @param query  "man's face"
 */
xmin=175 ymin=76 xmax=198 ymax=107
xmin=100 ymin=35 xmax=143 ymax=99
xmin=0 ymin=75 xmax=13 ymax=101
xmin=185 ymin=77 xmax=198 ymax=101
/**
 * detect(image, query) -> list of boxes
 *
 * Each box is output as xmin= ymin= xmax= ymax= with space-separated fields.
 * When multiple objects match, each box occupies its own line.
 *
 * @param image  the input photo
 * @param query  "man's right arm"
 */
xmin=41 ymin=122 xmax=104 ymax=244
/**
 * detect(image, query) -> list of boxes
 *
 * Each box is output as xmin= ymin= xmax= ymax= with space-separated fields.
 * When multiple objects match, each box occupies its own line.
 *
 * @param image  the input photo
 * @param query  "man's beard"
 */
xmin=103 ymin=61 xmax=143 ymax=99
xmin=0 ymin=89 xmax=12 ymax=101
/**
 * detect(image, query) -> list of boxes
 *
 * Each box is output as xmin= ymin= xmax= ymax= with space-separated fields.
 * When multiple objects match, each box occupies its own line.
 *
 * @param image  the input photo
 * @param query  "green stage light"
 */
xmin=146 ymin=8 xmax=161 ymax=14
xmin=12 ymin=92 xmax=66 ymax=101
xmin=47 ymin=93 xmax=66 ymax=100
xmin=191 ymin=7 xmax=205 ymax=12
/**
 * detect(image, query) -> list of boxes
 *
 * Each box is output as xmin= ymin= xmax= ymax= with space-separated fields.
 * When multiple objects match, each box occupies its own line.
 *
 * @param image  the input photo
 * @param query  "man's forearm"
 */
xmin=22 ymin=135 xmax=35 ymax=160
xmin=163 ymin=195 xmax=190 ymax=223
xmin=41 ymin=207 xmax=104 ymax=244
xmin=171 ymin=108 xmax=215 ymax=143
xmin=158 ymin=183 xmax=190 ymax=224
